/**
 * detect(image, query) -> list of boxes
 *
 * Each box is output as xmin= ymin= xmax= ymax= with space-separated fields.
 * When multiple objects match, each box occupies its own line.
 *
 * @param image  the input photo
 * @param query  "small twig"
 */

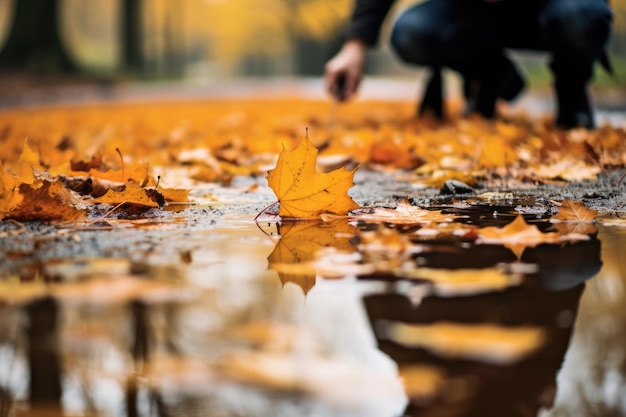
xmin=99 ymin=201 xmax=127 ymax=219
xmin=116 ymin=147 xmax=125 ymax=182
xmin=5 ymin=219 xmax=26 ymax=234
xmin=617 ymin=170 xmax=626 ymax=188
xmin=254 ymin=200 xmax=280 ymax=223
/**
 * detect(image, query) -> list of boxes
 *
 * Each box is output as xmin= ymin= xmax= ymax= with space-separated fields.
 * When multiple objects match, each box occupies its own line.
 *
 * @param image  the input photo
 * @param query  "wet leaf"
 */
xmin=384 ymin=321 xmax=546 ymax=365
xmin=267 ymin=136 xmax=360 ymax=218
xmin=322 ymin=197 xmax=457 ymax=225
xmin=598 ymin=217 xmax=626 ymax=227
xmin=550 ymin=199 xmax=597 ymax=222
xmin=9 ymin=178 xmax=84 ymax=222
xmin=93 ymin=181 xmax=160 ymax=208
xmin=268 ymin=219 xmax=356 ymax=294
xmin=397 ymin=267 xmax=522 ymax=296
xmin=477 ymin=215 xmax=561 ymax=258
xmin=477 ymin=215 xmax=590 ymax=258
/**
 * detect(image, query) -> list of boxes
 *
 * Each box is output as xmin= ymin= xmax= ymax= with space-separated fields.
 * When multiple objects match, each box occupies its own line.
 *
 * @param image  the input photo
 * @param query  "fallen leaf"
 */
xmin=397 ymin=267 xmax=522 ymax=296
xmin=93 ymin=181 xmax=160 ymax=208
xmin=268 ymin=219 xmax=356 ymax=294
xmin=267 ymin=136 xmax=360 ymax=218
xmin=399 ymin=365 xmax=445 ymax=401
xmin=477 ymin=215 xmax=590 ymax=258
xmin=550 ymin=199 xmax=597 ymax=222
xmin=323 ymin=198 xmax=457 ymax=225
xmin=384 ymin=321 xmax=546 ymax=365
xmin=477 ymin=215 xmax=561 ymax=258
xmin=9 ymin=178 xmax=84 ymax=222
xmin=598 ymin=217 xmax=626 ymax=227
xmin=160 ymin=187 xmax=190 ymax=203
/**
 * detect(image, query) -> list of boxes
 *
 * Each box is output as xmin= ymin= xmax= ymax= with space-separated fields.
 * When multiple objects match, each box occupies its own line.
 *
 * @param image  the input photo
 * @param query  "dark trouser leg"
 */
xmin=539 ymin=0 xmax=613 ymax=128
xmin=390 ymin=0 xmax=525 ymax=119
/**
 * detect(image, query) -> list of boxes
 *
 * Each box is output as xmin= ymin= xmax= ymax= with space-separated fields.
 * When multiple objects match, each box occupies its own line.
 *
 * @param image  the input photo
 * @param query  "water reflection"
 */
xmin=1 ymin=214 xmax=624 ymax=416
xmin=362 ymin=236 xmax=601 ymax=417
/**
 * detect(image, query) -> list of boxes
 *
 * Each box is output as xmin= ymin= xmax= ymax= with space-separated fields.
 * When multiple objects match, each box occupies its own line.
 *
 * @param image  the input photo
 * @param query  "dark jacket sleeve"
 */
xmin=345 ymin=0 xmax=396 ymax=46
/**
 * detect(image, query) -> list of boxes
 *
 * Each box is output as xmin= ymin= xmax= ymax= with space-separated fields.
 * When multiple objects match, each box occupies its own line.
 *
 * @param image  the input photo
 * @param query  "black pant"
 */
xmin=390 ymin=0 xmax=612 ymax=87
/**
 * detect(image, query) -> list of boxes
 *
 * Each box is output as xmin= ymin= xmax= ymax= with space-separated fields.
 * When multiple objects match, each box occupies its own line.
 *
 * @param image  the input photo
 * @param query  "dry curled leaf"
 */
xmin=267 ymin=136 xmax=360 ymax=218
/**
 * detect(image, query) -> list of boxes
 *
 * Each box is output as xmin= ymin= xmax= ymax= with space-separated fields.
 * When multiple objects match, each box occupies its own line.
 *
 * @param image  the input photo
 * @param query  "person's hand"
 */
xmin=324 ymin=39 xmax=366 ymax=102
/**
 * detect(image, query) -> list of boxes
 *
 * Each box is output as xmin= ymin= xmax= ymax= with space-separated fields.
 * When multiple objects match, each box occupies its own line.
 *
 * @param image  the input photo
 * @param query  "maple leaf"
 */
xmin=477 ymin=215 xmax=561 ymax=258
xmin=477 ymin=215 xmax=587 ymax=258
xmin=550 ymin=199 xmax=597 ymax=222
xmin=268 ymin=219 xmax=356 ymax=294
xmin=550 ymin=200 xmax=598 ymax=235
xmin=322 ymin=197 xmax=458 ymax=225
xmin=266 ymin=136 xmax=360 ymax=218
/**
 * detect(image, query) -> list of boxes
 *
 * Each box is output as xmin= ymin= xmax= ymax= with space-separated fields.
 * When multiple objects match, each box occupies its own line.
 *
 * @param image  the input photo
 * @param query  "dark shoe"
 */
xmin=555 ymin=82 xmax=595 ymax=129
xmin=465 ymin=61 xmax=525 ymax=118
xmin=418 ymin=68 xmax=444 ymax=119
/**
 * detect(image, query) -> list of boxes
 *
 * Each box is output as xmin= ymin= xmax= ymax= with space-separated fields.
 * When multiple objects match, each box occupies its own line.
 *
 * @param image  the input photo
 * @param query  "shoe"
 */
xmin=555 ymin=82 xmax=595 ymax=129
xmin=418 ymin=68 xmax=444 ymax=119
xmin=465 ymin=60 xmax=525 ymax=118
xmin=418 ymin=59 xmax=525 ymax=120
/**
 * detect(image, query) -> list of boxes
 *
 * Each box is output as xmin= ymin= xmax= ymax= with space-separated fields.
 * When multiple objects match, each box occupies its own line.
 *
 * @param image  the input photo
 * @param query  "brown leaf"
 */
xmin=477 ymin=215 xmax=590 ymax=259
xmin=9 ymin=178 xmax=84 ymax=222
xmin=323 ymin=198 xmax=458 ymax=225
xmin=550 ymin=199 xmax=597 ymax=222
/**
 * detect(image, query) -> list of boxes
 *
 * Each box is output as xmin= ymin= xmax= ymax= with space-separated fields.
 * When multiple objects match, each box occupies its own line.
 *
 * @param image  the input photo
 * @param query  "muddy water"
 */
xmin=0 ymin=213 xmax=625 ymax=417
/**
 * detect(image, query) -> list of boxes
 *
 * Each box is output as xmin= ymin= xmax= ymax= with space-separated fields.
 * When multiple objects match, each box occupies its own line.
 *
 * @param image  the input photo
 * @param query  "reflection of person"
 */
xmin=361 ymin=236 xmax=603 ymax=416
xmin=325 ymin=0 xmax=613 ymax=129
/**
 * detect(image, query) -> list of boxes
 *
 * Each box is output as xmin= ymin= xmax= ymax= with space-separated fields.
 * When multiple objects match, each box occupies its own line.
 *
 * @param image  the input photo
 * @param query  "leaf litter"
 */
xmin=0 ymin=99 xmax=624 ymax=415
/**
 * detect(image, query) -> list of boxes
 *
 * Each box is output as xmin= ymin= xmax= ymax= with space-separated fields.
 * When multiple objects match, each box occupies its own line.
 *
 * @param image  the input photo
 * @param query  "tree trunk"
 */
xmin=122 ymin=0 xmax=144 ymax=71
xmin=0 ymin=0 xmax=76 ymax=72
xmin=26 ymin=297 xmax=62 ymax=409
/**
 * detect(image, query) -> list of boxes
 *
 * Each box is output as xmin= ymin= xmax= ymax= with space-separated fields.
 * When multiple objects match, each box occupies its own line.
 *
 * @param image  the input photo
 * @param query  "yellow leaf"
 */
xmin=386 ymin=321 xmax=546 ymax=364
xmin=160 ymin=187 xmax=190 ymax=203
xmin=267 ymin=136 xmax=360 ymax=218
xmin=268 ymin=219 xmax=356 ymax=294
xmin=93 ymin=182 xmax=159 ymax=208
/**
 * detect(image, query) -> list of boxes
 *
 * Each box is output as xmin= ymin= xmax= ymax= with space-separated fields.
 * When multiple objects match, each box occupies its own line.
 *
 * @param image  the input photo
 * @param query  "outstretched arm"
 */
xmin=324 ymin=0 xmax=396 ymax=101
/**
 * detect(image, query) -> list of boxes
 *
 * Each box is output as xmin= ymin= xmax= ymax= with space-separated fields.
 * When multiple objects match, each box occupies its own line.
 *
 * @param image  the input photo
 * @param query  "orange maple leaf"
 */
xmin=268 ymin=219 xmax=356 ymax=294
xmin=550 ymin=199 xmax=597 ymax=222
xmin=266 ymin=136 xmax=360 ymax=218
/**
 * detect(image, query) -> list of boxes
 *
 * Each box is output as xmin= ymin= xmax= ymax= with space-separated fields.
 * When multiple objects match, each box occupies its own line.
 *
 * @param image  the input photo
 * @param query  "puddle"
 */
xmin=0 ymin=208 xmax=625 ymax=416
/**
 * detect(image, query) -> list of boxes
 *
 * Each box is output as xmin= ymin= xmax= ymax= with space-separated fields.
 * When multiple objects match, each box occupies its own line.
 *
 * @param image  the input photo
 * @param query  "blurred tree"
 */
xmin=122 ymin=0 xmax=144 ymax=71
xmin=0 ymin=0 xmax=76 ymax=72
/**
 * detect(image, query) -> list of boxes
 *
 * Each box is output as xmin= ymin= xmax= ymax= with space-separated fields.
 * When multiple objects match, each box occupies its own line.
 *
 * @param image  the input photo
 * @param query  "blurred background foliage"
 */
xmin=0 ymin=0 xmax=624 ymax=87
